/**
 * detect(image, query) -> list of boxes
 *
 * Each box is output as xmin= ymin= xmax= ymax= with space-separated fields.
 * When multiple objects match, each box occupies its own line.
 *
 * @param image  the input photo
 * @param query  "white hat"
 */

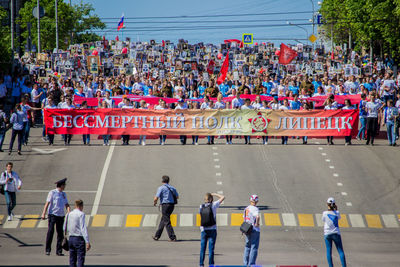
xmin=327 ymin=197 xmax=335 ymax=204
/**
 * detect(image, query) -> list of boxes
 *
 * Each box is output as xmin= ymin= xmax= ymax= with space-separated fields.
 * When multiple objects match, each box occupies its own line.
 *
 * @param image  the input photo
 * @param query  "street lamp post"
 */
xmin=310 ymin=0 xmax=315 ymax=50
xmin=55 ymin=0 xmax=59 ymax=51
xmin=37 ymin=0 xmax=41 ymax=53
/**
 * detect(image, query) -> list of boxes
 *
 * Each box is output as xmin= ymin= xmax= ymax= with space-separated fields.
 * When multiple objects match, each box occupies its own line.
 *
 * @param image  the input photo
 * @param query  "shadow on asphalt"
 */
xmin=1 ymin=233 xmax=43 ymax=247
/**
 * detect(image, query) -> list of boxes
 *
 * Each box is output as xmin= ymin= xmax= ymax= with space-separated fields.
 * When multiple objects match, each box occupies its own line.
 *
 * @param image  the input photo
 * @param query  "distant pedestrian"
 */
xmin=199 ymin=192 xmax=225 ymax=267
xmin=365 ymin=92 xmax=384 ymax=146
xmin=0 ymin=162 xmax=22 ymax=221
xmin=243 ymin=195 xmax=260 ymax=266
xmin=153 ymin=175 xmax=178 ymax=241
xmin=65 ymin=199 xmax=91 ymax=267
xmin=0 ymin=105 xmax=8 ymax=152
xmin=8 ymin=104 xmax=25 ymax=155
xmin=322 ymin=197 xmax=347 ymax=267
xmin=41 ymin=178 xmax=71 ymax=256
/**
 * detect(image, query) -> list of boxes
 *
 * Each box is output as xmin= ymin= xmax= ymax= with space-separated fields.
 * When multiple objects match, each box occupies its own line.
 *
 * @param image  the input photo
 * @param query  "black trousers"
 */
xmin=64 ymin=134 xmax=72 ymax=145
xmin=180 ymin=135 xmax=187 ymax=144
xmin=69 ymin=236 xmax=86 ymax=267
xmin=46 ymin=214 xmax=64 ymax=254
xmin=366 ymin=117 xmax=378 ymax=144
xmin=155 ymin=203 xmax=176 ymax=240
xmin=9 ymin=129 xmax=23 ymax=152
xmin=122 ymin=135 xmax=130 ymax=144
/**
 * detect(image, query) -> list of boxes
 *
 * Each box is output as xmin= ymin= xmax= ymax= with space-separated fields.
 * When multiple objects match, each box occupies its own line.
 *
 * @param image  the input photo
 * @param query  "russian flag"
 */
xmin=117 ymin=14 xmax=124 ymax=31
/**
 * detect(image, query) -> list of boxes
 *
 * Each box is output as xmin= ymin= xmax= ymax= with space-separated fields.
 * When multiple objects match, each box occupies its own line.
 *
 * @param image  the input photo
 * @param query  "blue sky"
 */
xmin=71 ymin=0 xmax=321 ymax=45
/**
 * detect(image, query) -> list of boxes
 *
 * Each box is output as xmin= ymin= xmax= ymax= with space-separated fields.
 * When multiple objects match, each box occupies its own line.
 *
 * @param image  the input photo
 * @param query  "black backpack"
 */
xmin=200 ymin=203 xmax=216 ymax=227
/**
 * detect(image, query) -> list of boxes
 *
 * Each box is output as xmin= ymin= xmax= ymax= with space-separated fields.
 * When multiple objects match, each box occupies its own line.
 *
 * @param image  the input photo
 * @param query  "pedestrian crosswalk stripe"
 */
xmin=179 ymin=214 xmax=193 ymax=227
xmin=216 ymin=213 xmax=228 ymax=226
xmin=282 ymin=213 xmax=297 ymax=226
xmin=91 ymin=214 xmax=107 ymax=227
xmin=142 ymin=214 xmax=158 ymax=227
xmin=365 ymin=214 xmax=382 ymax=228
xmin=3 ymin=215 xmax=21 ymax=228
xmin=231 ymin=213 xmax=243 ymax=226
xmin=170 ymin=214 xmax=177 ymax=227
xmin=126 ymin=215 xmax=142 ymax=227
xmin=298 ymin=214 xmax=314 ymax=227
xmin=381 ymin=215 xmax=399 ymax=228
xmin=349 ymin=214 xmax=365 ymax=228
xmin=315 ymin=214 xmax=323 ymax=227
xmin=37 ymin=218 xmax=48 ymax=228
xmin=339 ymin=214 xmax=350 ymax=228
xmin=196 ymin=214 xmax=201 ymax=227
xmin=264 ymin=213 xmax=282 ymax=226
xmin=108 ymin=214 xmax=123 ymax=227
xmin=20 ymin=215 xmax=40 ymax=228
xmin=85 ymin=215 xmax=91 ymax=227
xmin=0 ymin=215 xmax=4 ymax=225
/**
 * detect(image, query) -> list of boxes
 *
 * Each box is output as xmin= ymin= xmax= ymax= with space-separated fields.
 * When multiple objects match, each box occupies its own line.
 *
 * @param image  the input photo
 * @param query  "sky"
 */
xmin=71 ymin=0 xmax=321 ymax=46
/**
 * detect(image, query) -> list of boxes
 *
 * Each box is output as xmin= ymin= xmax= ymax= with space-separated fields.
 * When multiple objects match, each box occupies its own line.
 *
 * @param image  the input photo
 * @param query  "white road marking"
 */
xmin=212 ymin=147 xmax=218 ymax=150
xmin=325 ymin=159 xmax=331 ymax=162
xmin=3 ymin=216 xmax=21 ymax=228
xmin=217 ymin=181 xmax=222 ymax=185
xmin=381 ymin=215 xmax=399 ymax=228
xmin=321 ymin=153 xmax=327 ymax=156
xmin=37 ymin=219 xmax=48 ymax=228
xmin=346 ymin=202 xmax=353 ymax=206
xmin=316 ymin=142 xmax=320 ymax=144
xmin=108 ymin=214 xmax=123 ymax=227
xmin=337 ymin=183 xmax=343 ymax=186
xmin=318 ymin=147 xmax=323 ymax=150
xmin=91 ymin=141 xmax=116 ymax=216
xmin=213 ymin=152 xmax=219 ymax=156
xmin=143 ymin=214 xmax=159 ymax=227
xmin=216 ymin=214 xmax=228 ymax=226
xmin=85 ymin=215 xmax=90 ymax=227
xmin=349 ymin=214 xmax=365 ymax=227
xmin=333 ymin=173 xmax=339 ymax=177
xmin=341 ymin=192 xmax=348 ymax=196
xmin=282 ymin=213 xmax=297 ymax=226
xmin=179 ymin=214 xmax=193 ymax=227
xmin=217 ymin=191 xmax=223 ymax=194
xmin=216 ymin=173 xmax=222 ymax=176
xmin=214 ymin=165 xmax=220 ymax=169
xmin=214 ymin=158 xmax=220 ymax=162
xmin=32 ymin=148 xmax=67 ymax=154
xmin=315 ymin=214 xmax=324 ymax=227
xmin=21 ymin=190 xmax=96 ymax=193
xmin=329 ymin=166 xmax=335 ymax=169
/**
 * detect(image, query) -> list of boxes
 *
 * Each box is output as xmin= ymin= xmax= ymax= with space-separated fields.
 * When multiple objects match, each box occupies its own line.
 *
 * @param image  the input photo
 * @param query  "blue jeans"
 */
xmin=200 ymin=229 xmax=217 ymax=266
xmin=23 ymin=121 xmax=30 ymax=144
xmin=159 ymin=135 xmax=166 ymax=144
xmin=4 ymin=191 xmax=16 ymax=216
xmin=102 ymin=135 xmax=110 ymax=145
xmin=357 ymin=117 xmax=366 ymax=139
xmin=243 ymin=229 xmax=260 ymax=266
xmin=82 ymin=134 xmax=90 ymax=145
xmin=0 ymin=130 xmax=5 ymax=150
xmin=324 ymin=233 xmax=347 ymax=267
xmin=139 ymin=135 xmax=146 ymax=144
xmin=386 ymin=121 xmax=395 ymax=145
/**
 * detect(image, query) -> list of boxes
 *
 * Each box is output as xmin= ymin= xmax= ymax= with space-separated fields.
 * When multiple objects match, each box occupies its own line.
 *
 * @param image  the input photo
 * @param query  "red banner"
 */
xmin=44 ymin=109 xmax=359 ymax=137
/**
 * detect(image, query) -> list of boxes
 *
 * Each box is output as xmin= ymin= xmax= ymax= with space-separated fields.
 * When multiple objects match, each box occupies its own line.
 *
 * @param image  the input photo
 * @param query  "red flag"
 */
xmin=331 ymin=51 xmax=335 ymax=60
xmin=217 ymin=52 xmax=229 ymax=85
xmin=116 ymin=36 xmax=119 ymax=41
xmin=207 ymin=59 xmax=215 ymax=75
xmin=279 ymin=43 xmax=298 ymax=65
xmin=162 ymin=40 xmax=165 ymax=47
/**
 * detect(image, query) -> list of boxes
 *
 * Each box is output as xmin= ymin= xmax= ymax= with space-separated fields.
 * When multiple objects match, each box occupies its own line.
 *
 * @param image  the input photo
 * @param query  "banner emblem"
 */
xmin=249 ymin=112 xmax=270 ymax=133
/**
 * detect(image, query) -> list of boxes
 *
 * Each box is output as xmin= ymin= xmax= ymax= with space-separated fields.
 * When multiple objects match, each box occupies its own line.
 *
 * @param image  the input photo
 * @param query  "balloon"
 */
xmin=217 ymin=53 xmax=222 ymax=60
xmin=92 ymin=50 xmax=98 ymax=56
xmin=262 ymin=42 xmax=266 ymax=45
xmin=254 ymin=42 xmax=258 ymax=46
xmin=275 ymin=50 xmax=280 ymax=56
xmin=122 ymin=47 xmax=128 ymax=54
xmin=54 ymin=72 xmax=58 ymax=76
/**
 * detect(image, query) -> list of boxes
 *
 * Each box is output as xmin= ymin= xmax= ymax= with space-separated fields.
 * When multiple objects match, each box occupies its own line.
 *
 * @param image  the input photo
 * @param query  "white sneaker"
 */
xmin=195 ymin=142 xmax=198 ymax=145
xmin=161 ymin=142 xmax=165 ymax=145
xmin=103 ymin=143 xmax=107 ymax=146
xmin=7 ymin=215 xmax=12 ymax=221
xmin=264 ymin=142 xmax=268 ymax=145
xmin=142 ymin=142 xmax=146 ymax=146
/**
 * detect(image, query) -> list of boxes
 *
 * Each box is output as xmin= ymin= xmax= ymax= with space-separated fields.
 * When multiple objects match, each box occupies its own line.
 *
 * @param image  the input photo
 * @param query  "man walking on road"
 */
xmin=65 ymin=199 xmax=91 ymax=267
xmin=199 ymin=192 xmax=225 ymax=267
xmin=243 ymin=195 xmax=260 ymax=266
xmin=41 ymin=178 xmax=70 ymax=256
xmin=0 ymin=162 xmax=22 ymax=221
xmin=153 ymin=175 xmax=178 ymax=241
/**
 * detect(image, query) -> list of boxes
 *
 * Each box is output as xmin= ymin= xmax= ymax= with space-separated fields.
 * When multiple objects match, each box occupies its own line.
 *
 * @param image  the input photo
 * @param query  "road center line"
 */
xmin=217 ymin=181 xmax=222 ymax=185
xmin=91 ymin=141 xmax=116 ymax=216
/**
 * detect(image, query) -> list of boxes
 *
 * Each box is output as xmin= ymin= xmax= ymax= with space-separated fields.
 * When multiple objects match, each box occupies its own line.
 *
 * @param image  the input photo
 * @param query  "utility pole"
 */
xmin=348 ymin=29 xmax=352 ymax=50
xmin=330 ymin=23 xmax=333 ymax=52
xmin=37 ymin=0 xmax=41 ymax=53
xmin=55 ymin=0 xmax=59 ymax=51
xmin=10 ymin=0 xmax=15 ymax=75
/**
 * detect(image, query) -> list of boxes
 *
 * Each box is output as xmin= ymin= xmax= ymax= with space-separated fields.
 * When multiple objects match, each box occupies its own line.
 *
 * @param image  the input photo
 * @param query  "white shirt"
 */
xmin=244 ymin=205 xmax=260 ymax=232
xmin=65 ymin=208 xmax=90 ymax=243
xmin=214 ymin=101 xmax=226 ymax=109
xmin=199 ymin=201 xmax=221 ymax=231
xmin=0 ymin=171 xmax=22 ymax=192
xmin=279 ymin=105 xmax=289 ymax=110
xmin=200 ymin=102 xmax=209 ymax=110
xmin=241 ymin=104 xmax=253 ymax=110
xmin=270 ymin=102 xmax=280 ymax=110
xmin=31 ymin=88 xmax=40 ymax=103
xmin=46 ymin=189 xmax=69 ymax=217
xmin=322 ymin=210 xmax=341 ymax=235
xmin=252 ymin=102 xmax=263 ymax=110
xmin=232 ymin=98 xmax=244 ymax=108
xmin=366 ymin=100 xmax=383 ymax=118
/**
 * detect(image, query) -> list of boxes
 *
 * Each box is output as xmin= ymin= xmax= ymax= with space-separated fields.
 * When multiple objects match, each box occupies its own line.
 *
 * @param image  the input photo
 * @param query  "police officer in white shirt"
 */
xmin=41 ymin=178 xmax=71 ymax=256
xmin=0 ymin=162 xmax=22 ymax=221
xmin=65 ymin=199 xmax=91 ymax=267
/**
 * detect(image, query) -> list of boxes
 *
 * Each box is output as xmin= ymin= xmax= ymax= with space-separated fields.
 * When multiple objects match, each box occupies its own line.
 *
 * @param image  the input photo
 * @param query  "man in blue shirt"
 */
xmin=312 ymin=76 xmax=322 ymax=94
xmin=153 ymin=175 xmax=179 ymax=241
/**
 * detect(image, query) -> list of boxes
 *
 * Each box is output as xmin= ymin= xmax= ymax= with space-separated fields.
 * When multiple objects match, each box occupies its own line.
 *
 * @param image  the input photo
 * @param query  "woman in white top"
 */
xmin=322 ymin=197 xmax=347 ymax=267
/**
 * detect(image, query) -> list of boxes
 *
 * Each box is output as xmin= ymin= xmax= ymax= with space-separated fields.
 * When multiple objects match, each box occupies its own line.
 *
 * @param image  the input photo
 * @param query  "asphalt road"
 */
xmin=0 ymin=129 xmax=399 ymax=267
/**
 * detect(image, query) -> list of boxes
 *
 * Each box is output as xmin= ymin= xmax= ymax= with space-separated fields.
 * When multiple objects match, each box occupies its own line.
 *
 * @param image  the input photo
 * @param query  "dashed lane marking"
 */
xmin=318 ymin=147 xmax=323 ymax=150
xmin=365 ymin=214 xmax=383 ymax=228
xmin=337 ymin=183 xmax=343 ymax=186
xmin=346 ymin=202 xmax=353 ymax=206
xmin=216 ymin=173 xmax=222 ymax=176
xmin=217 ymin=191 xmax=223 ymax=194
xmin=142 ymin=214 xmax=158 ymax=227
xmin=349 ymin=214 xmax=365 ymax=228
xmin=0 ymin=215 xmax=4 ymax=225
xmin=216 ymin=214 xmax=228 ymax=226
xmin=20 ymin=215 xmax=40 ymax=228
xmin=125 ymin=215 xmax=142 ymax=227
xmin=333 ymin=173 xmax=339 ymax=177
xmin=282 ymin=213 xmax=297 ymax=226
xmin=214 ymin=165 xmax=220 ymax=168
xmin=212 ymin=147 xmax=218 ymax=150
xmin=381 ymin=215 xmax=399 ymax=228
xmin=325 ymin=159 xmax=331 ymax=162
xmin=91 ymin=214 xmax=107 ymax=227
xmin=264 ymin=213 xmax=282 ymax=226
xmin=341 ymin=192 xmax=348 ymax=196
xmin=171 ymin=214 xmax=177 ymax=227
xmin=217 ymin=181 xmax=222 ymax=185
xmin=196 ymin=214 xmax=201 ymax=227
xmin=298 ymin=214 xmax=314 ymax=227
xmin=321 ymin=153 xmax=327 ymax=156
xmin=3 ymin=215 xmax=21 ymax=228
xmin=214 ymin=158 xmax=220 ymax=162
xmin=329 ymin=166 xmax=335 ymax=169
xmin=108 ymin=214 xmax=123 ymax=227
xmin=315 ymin=214 xmax=323 ymax=227
xmin=179 ymin=214 xmax=193 ymax=227
xmin=339 ymin=214 xmax=350 ymax=228
xmin=213 ymin=152 xmax=219 ymax=156
xmin=231 ymin=213 xmax=243 ymax=226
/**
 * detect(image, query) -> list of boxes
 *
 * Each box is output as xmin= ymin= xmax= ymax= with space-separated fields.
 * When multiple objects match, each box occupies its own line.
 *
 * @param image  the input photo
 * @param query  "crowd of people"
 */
xmin=0 ymin=39 xmax=399 ymax=151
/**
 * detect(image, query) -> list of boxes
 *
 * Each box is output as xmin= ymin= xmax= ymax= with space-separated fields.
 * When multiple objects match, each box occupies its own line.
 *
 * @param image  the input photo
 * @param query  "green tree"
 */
xmin=0 ymin=6 xmax=11 ymax=72
xmin=17 ymin=0 xmax=105 ymax=52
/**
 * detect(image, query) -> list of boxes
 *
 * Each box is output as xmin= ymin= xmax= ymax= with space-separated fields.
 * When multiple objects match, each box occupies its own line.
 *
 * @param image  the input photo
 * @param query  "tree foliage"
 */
xmin=17 ymin=0 xmax=105 ymax=52
xmin=0 ymin=6 xmax=11 ymax=71
xmin=320 ymin=0 xmax=400 ymax=60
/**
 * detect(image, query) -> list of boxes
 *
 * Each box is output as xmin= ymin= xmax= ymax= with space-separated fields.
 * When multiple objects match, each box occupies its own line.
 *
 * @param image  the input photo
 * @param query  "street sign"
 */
xmin=317 ymin=14 xmax=323 ymax=25
xmin=308 ymin=34 xmax=317 ymax=43
xmin=242 ymin=33 xmax=253 ymax=45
